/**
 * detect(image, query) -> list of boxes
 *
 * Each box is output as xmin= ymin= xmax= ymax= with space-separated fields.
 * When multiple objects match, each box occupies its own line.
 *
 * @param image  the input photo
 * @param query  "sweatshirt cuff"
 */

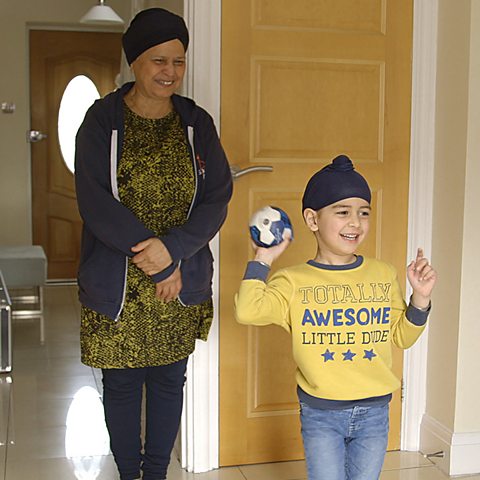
xmin=243 ymin=261 xmax=270 ymax=281
xmin=151 ymin=262 xmax=178 ymax=283
xmin=159 ymin=234 xmax=184 ymax=264
xmin=406 ymin=300 xmax=431 ymax=326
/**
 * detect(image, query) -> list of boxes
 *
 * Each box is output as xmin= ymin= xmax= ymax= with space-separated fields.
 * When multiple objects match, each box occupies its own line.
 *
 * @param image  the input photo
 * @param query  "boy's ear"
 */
xmin=303 ymin=208 xmax=319 ymax=232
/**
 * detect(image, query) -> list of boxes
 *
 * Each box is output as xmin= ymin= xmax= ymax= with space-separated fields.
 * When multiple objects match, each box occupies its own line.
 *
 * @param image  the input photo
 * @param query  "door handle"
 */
xmin=27 ymin=130 xmax=48 ymax=143
xmin=230 ymin=165 xmax=273 ymax=181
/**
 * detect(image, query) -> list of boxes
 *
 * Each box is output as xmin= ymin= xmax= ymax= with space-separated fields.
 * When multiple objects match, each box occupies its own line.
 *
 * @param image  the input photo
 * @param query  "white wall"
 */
xmin=420 ymin=0 xmax=480 ymax=475
xmin=0 ymin=1 xmax=129 ymax=245
xmin=456 ymin=0 xmax=480 ymax=434
xmin=139 ymin=0 xmax=182 ymax=15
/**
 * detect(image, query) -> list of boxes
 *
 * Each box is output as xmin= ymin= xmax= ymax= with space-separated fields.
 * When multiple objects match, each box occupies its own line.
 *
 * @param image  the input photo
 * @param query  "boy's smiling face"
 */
xmin=304 ymin=197 xmax=371 ymax=265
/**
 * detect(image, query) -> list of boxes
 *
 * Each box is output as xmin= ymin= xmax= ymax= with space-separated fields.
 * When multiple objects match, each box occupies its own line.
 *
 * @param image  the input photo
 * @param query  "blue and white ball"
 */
xmin=249 ymin=206 xmax=293 ymax=248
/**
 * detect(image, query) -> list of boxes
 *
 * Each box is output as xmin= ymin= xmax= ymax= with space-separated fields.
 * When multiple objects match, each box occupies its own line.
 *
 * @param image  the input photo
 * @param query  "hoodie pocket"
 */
xmin=78 ymin=239 xmax=126 ymax=303
xmin=178 ymin=246 xmax=214 ymax=304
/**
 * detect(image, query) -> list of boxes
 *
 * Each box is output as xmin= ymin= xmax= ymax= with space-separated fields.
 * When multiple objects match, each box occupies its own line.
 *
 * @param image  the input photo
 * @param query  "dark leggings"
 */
xmin=102 ymin=358 xmax=188 ymax=480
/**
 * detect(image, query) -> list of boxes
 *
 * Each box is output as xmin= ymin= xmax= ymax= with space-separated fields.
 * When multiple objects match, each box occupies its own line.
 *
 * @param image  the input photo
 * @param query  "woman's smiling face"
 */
xmin=130 ymin=39 xmax=186 ymax=101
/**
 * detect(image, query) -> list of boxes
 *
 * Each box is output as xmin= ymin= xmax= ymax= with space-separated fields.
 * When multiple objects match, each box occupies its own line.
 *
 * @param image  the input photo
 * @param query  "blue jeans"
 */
xmin=300 ymin=402 xmax=389 ymax=480
xmin=102 ymin=358 xmax=188 ymax=480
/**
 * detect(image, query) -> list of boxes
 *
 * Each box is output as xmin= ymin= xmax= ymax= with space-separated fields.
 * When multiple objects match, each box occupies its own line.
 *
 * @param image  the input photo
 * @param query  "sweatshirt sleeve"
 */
xmin=388 ymin=269 xmax=429 ymax=349
xmin=159 ymin=112 xmax=233 ymax=262
xmin=234 ymin=262 xmax=294 ymax=332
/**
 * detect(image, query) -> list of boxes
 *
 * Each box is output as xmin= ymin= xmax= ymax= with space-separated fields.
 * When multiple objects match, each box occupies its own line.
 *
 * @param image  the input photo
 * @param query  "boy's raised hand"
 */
xmin=253 ymin=231 xmax=292 ymax=267
xmin=407 ymin=248 xmax=437 ymax=309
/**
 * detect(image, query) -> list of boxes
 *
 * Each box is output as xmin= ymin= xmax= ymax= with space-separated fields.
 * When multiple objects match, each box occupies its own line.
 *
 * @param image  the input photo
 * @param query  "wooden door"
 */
xmin=219 ymin=0 xmax=413 ymax=466
xmin=30 ymin=30 xmax=122 ymax=279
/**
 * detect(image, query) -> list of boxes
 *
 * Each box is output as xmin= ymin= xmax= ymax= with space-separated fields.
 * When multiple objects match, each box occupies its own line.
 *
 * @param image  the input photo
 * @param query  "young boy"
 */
xmin=234 ymin=154 xmax=436 ymax=480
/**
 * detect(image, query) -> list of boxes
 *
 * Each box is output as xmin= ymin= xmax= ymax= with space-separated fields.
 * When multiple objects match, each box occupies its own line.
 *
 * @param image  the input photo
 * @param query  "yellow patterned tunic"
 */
xmin=80 ymin=104 xmax=213 ymax=369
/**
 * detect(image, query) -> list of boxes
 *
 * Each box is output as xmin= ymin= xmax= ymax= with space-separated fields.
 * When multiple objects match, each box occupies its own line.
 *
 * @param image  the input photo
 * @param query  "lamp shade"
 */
xmin=80 ymin=1 xmax=124 ymax=25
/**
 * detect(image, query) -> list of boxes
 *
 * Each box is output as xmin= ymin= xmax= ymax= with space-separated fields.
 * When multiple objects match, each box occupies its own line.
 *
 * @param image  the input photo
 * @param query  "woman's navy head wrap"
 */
xmin=122 ymin=8 xmax=189 ymax=65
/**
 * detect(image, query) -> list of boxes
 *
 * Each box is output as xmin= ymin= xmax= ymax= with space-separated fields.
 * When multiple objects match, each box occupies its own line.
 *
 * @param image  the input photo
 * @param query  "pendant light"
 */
xmin=80 ymin=0 xmax=124 ymax=25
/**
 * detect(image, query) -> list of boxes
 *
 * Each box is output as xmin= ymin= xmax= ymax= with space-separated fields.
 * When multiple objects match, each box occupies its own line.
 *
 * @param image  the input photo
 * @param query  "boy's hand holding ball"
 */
xmin=249 ymin=206 xmax=293 ymax=266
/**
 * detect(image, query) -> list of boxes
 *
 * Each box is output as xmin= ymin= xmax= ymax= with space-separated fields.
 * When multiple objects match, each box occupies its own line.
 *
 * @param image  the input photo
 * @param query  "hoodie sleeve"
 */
xmin=75 ymin=102 xmax=178 ymax=281
xmin=159 ymin=110 xmax=233 ymax=262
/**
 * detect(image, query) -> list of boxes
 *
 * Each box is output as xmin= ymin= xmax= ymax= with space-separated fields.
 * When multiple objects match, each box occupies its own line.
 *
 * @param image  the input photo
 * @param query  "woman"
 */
xmin=74 ymin=8 xmax=232 ymax=480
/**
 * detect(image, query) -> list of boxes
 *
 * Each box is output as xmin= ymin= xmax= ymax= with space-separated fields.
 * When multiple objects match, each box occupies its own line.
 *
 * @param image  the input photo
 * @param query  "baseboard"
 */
xmin=420 ymin=414 xmax=480 ymax=475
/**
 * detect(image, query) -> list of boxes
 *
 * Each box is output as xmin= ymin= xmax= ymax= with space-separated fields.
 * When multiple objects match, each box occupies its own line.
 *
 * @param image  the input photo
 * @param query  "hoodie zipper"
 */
xmin=177 ymin=125 xmax=198 ymax=307
xmin=109 ymin=129 xmax=128 ymax=321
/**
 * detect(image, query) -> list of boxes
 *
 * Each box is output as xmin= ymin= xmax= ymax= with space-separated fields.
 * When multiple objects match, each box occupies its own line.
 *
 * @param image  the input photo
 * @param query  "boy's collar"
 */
xmin=307 ymin=255 xmax=364 ymax=271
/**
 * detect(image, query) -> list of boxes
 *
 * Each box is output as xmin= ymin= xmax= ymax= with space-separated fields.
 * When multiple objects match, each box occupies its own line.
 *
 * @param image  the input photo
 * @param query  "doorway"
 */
xmin=29 ymin=30 xmax=122 ymax=279
xmin=219 ymin=0 xmax=414 ymax=466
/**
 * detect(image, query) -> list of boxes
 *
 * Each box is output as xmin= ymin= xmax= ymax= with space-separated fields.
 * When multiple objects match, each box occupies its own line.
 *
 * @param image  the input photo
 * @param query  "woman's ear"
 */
xmin=303 ymin=208 xmax=319 ymax=232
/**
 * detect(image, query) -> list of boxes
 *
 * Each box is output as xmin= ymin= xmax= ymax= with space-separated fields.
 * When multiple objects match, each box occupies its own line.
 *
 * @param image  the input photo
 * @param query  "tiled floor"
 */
xmin=0 ymin=286 xmax=478 ymax=479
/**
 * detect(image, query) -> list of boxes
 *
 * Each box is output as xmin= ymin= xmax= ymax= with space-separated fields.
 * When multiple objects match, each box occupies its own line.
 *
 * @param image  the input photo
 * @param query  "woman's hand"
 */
xmin=155 ymin=267 xmax=182 ymax=302
xmin=407 ymin=248 xmax=437 ymax=309
xmin=253 ymin=231 xmax=292 ymax=267
xmin=131 ymin=237 xmax=173 ymax=275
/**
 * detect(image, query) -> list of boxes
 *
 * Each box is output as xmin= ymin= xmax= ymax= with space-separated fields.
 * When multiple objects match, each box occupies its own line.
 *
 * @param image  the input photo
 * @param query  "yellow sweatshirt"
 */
xmin=234 ymin=257 xmax=428 ymax=401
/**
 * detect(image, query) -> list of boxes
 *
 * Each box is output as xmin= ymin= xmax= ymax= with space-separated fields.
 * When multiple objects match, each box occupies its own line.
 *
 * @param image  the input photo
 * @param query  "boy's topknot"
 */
xmin=302 ymin=155 xmax=371 ymax=211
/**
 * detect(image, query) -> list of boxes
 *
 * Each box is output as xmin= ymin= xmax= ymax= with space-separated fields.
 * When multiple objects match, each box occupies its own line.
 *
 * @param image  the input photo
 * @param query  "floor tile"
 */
xmin=12 ymin=339 xmax=80 ymax=361
xmin=380 ymin=466 xmax=450 ymax=479
xmin=7 ymin=388 xmax=109 ymax=461
xmin=7 ymin=419 xmax=110 ymax=463
xmin=5 ymin=455 xmax=117 ymax=480
xmin=239 ymin=459 xmax=306 ymax=480
xmin=12 ymin=358 xmax=92 ymax=378
xmin=4 ymin=284 xmax=480 ymax=479
xmin=382 ymin=450 xmax=434 ymax=470
xmin=7 ymin=425 xmax=71 ymax=461
xmin=168 ymin=457 xmax=247 ymax=480
xmin=10 ymin=373 xmax=98 ymax=401
xmin=11 ymin=395 xmax=94 ymax=429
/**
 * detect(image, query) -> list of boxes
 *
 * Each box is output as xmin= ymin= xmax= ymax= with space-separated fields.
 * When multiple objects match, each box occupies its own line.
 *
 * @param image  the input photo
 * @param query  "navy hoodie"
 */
xmin=75 ymin=82 xmax=233 ymax=320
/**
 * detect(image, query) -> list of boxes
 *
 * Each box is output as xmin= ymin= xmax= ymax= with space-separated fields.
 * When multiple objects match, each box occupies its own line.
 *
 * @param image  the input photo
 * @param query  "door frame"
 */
xmin=401 ymin=0 xmax=438 ymax=451
xmin=182 ymin=0 xmax=438 ymax=472
xmin=179 ymin=0 xmax=222 ymax=473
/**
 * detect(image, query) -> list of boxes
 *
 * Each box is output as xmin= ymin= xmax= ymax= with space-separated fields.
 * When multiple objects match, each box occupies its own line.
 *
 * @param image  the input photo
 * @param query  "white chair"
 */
xmin=0 ymin=246 xmax=47 ymax=343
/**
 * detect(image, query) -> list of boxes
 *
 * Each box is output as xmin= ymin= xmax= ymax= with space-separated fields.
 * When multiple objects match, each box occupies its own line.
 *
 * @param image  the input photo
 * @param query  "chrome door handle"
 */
xmin=230 ymin=165 xmax=273 ymax=181
xmin=27 ymin=130 xmax=48 ymax=143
